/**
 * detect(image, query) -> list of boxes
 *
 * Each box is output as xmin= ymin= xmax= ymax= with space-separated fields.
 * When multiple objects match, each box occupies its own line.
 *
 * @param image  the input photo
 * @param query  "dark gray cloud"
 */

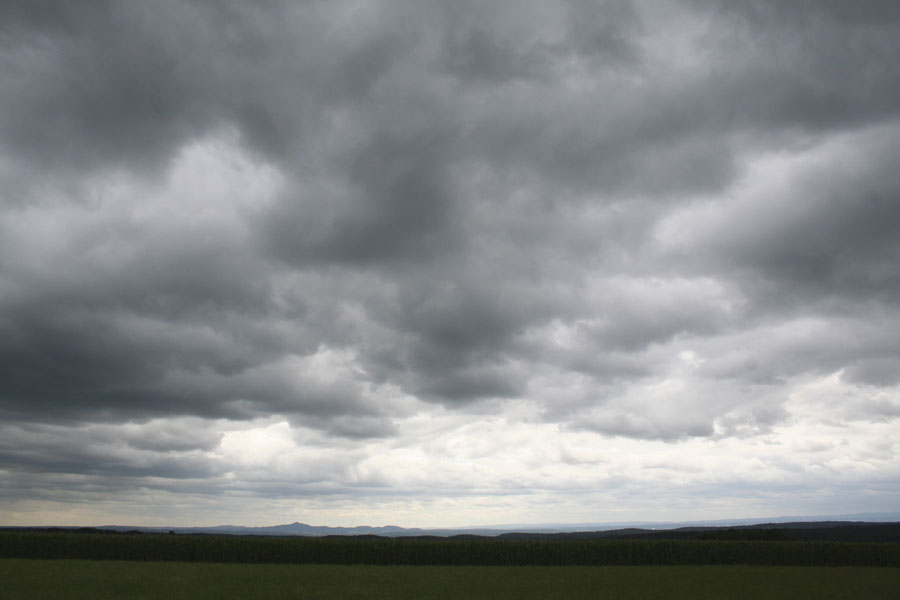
xmin=0 ymin=421 xmax=225 ymax=480
xmin=1 ymin=0 xmax=899 ymax=525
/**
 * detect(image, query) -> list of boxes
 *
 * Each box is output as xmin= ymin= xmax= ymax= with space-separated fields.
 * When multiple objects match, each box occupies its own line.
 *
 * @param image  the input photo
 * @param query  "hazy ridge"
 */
xmin=5 ymin=512 xmax=900 ymax=541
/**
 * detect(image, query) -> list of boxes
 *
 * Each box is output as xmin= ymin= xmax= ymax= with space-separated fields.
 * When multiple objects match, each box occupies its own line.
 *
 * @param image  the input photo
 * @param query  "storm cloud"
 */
xmin=1 ymin=0 xmax=898 ymax=527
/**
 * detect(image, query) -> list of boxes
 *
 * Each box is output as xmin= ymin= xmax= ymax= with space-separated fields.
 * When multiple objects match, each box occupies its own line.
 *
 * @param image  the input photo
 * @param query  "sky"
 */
xmin=1 ymin=0 xmax=899 ymax=529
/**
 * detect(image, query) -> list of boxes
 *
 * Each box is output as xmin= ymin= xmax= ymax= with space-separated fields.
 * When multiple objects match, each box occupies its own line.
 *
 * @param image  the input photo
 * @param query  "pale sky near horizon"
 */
xmin=1 ymin=0 xmax=899 ymax=528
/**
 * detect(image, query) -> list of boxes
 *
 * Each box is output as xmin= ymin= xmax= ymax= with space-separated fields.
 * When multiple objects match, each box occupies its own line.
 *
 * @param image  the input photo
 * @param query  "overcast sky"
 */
xmin=1 ymin=0 xmax=899 ymax=528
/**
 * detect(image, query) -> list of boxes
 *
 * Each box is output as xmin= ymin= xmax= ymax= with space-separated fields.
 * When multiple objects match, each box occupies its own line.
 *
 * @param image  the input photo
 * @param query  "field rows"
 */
xmin=2 ymin=532 xmax=899 ymax=566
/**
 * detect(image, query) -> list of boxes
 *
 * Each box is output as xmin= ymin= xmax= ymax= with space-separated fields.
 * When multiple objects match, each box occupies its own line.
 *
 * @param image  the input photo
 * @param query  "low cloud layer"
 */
xmin=1 ymin=1 xmax=898 ymax=526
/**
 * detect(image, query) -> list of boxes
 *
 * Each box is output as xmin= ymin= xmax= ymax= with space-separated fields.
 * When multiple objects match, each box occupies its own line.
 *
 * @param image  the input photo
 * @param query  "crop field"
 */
xmin=4 ymin=531 xmax=899 ymax=598
xmin=3 ymin=559 xmax=900 ymax=600
xmin=2 ymin=531 xmax=900 ymax=566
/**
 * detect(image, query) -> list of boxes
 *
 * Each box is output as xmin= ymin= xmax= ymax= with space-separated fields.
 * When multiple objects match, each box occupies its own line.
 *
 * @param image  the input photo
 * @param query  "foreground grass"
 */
xmin=3 ymin=559 xmax=899 ymax=600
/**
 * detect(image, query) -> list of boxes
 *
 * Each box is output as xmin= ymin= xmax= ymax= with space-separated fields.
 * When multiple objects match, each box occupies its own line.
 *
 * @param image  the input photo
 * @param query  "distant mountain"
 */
xmin=94 ymin=521 xmax=518 ymax=537
xmin=7 ymin=511 xmax=898 ymax=539
xmin=6 ymin=521 xmax=900 ymax=543
xmin=6 ymin=520 xmax=900 ymax=543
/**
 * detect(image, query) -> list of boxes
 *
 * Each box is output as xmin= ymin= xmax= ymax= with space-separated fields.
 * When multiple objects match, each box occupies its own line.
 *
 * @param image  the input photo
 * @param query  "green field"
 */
xmin=3 ymin=532 xmax=899 ymax=566
xmin=3 ymin=559 xmax=899 ymax=599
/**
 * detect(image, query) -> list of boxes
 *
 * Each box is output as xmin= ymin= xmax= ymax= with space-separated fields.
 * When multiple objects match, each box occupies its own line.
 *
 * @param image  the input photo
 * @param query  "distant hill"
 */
xmin=90 ymin=522 xmax=517 ymax=537
xmin=3 ymin=518 xmax=900 ymax=543
xmin=490 ymin=522 xmax=900 ymax=543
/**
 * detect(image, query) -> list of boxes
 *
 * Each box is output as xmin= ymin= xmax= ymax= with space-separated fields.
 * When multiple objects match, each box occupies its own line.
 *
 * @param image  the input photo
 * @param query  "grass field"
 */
xmin=3 ymin=559 xmax=899 ymax=599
